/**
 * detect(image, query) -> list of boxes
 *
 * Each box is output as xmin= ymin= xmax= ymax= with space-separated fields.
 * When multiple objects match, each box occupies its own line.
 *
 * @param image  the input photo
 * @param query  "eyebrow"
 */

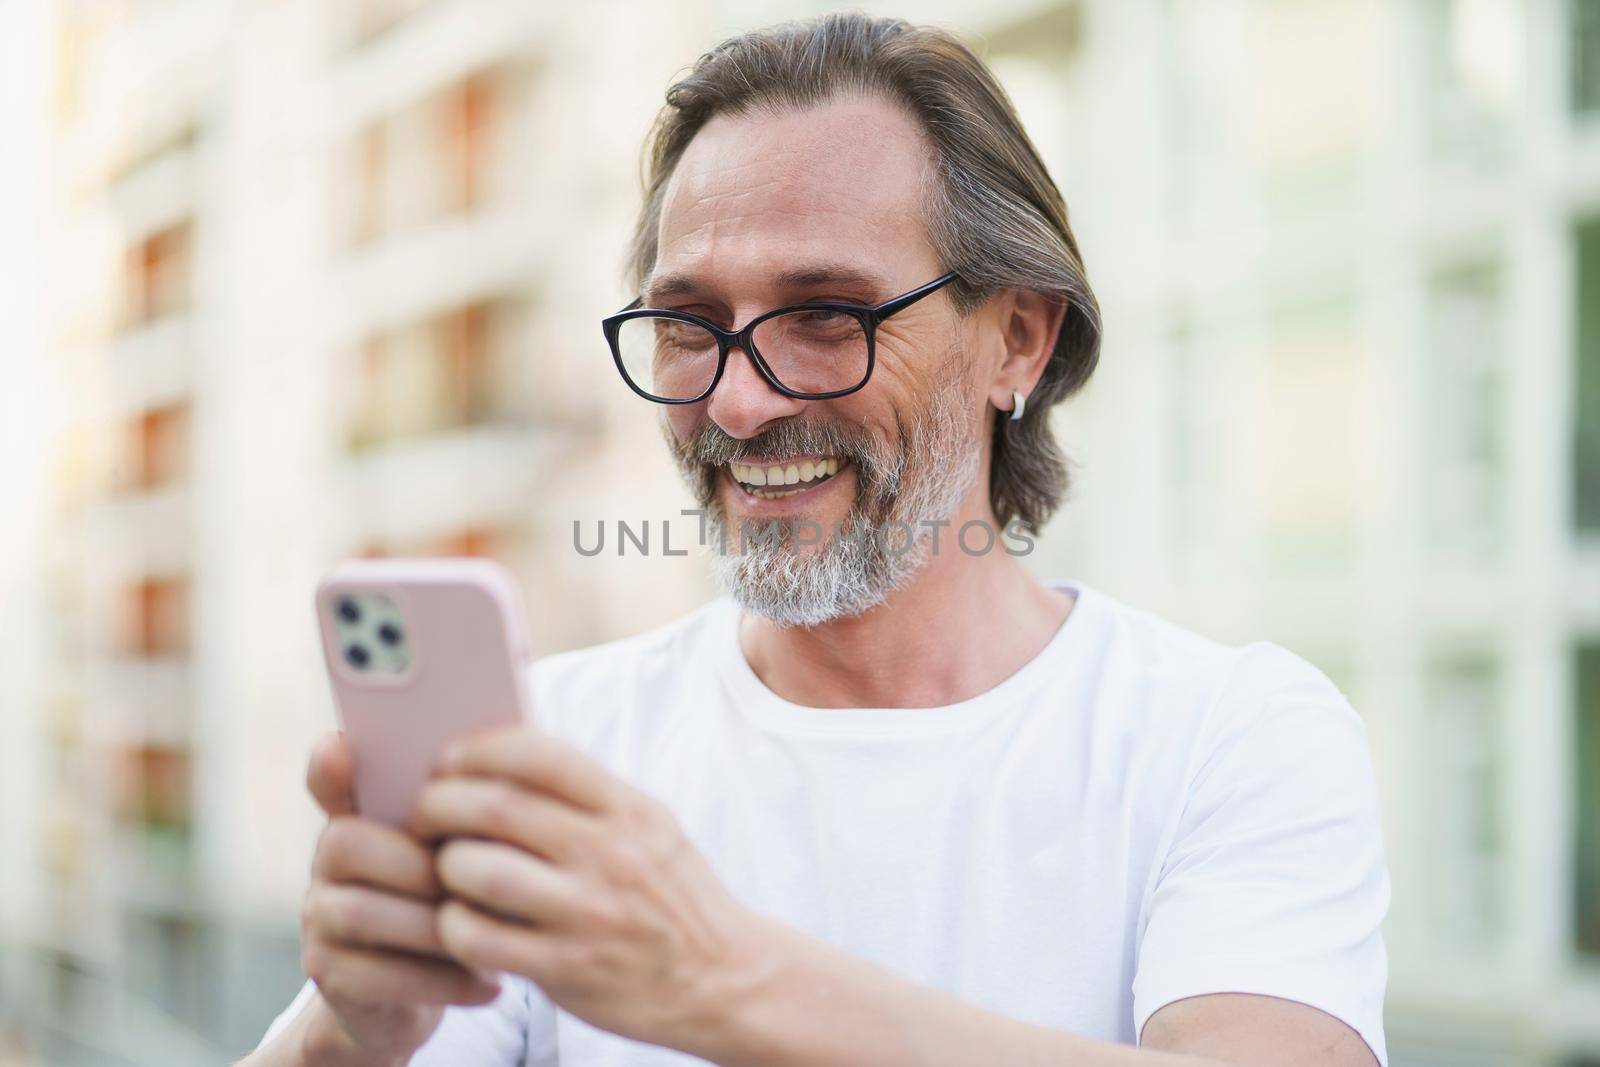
xmin=643 ymin=263 xmax=890 ymax=306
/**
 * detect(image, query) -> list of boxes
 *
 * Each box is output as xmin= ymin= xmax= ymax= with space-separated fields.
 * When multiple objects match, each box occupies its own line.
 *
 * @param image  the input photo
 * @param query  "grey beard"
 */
xmin=667 ymin=363 xmax=980 ymax=629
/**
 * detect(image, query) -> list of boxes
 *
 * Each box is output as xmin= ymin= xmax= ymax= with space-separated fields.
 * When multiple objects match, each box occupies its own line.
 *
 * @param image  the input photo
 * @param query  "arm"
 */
xmin=684 ymin=915 xmax=1375 ymax=1066
xmin=409 ymin=727 xmax=1382 ymax=1067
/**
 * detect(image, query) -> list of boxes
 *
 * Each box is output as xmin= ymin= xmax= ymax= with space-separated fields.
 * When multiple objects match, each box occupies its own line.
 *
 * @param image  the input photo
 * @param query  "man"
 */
xmin=247 ymin=13 xmax=1388 ymax=1067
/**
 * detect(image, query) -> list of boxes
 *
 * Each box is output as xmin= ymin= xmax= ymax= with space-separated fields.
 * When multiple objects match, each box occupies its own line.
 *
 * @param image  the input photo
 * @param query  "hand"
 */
xmin=297 ymin=732 xmax=503 ymax=1066
xmin=409 ymin=727 xmax=770 ymax=1054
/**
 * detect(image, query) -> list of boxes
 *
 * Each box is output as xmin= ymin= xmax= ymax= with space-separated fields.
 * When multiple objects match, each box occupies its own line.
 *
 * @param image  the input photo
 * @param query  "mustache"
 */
xmin=666 ymin=415 xmax=904 ymax=507
xmin=677 ymin=417 xmax=875 ymax=468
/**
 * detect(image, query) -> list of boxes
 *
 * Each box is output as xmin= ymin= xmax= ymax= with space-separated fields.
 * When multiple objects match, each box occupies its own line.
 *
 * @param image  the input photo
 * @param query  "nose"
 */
xmin=705 ymin=340 xmax=806 ymax=440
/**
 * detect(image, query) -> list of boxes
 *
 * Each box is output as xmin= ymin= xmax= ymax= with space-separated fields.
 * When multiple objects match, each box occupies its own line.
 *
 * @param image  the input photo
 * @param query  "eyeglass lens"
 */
xmin=614 ymin=308 xmax=869 ymax=400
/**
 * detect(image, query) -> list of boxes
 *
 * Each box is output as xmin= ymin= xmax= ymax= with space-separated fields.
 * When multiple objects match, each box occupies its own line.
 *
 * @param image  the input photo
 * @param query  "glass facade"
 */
xmin=1576 ymin=216 xmax=1600 ymax=533
xmin=1261 ymin=294 xmax=1362 ymax=573
xmin=1576 ymin=641 xmax=1600 ymax=957
xmin=1422 ymin=0 xmax=1519 ymax=169
xmin=1425 ymin=261 xmax=1504 ymax=556
xmin=1426 ymin=655 xmax=1504 ymax=951
xmin=1575 ymin=0 xmax=1600 ymax=115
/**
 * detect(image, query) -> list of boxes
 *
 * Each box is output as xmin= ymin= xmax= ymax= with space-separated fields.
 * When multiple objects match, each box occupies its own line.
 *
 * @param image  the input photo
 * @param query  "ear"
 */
xmin=985 ymin=289 xmax=1067 ymax=415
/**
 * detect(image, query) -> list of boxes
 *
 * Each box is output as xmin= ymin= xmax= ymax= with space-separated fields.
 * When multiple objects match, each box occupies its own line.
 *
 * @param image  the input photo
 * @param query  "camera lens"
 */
xmin=337 ymin=598 xmax=361 ymax=624
xmin=377 ymin=622 xmax=402 ymax=647
xmin=345 ymin=644 xmax=371 ymax=669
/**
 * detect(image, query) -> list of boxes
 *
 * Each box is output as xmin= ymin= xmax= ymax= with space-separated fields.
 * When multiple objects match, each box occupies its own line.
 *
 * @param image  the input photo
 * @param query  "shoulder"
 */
xmin=1089 ymin=587 xmax=1342 ymax=698
xmin=1201 ymin=640 xmax=1367 ymax=764
xmin=1074 ymin=585 xmax=1367 ymax=782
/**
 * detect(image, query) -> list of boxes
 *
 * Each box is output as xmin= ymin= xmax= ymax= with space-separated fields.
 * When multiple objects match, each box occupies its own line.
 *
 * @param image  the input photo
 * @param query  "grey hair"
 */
xmin=626 ymin=11 xmax=1101 ymax=533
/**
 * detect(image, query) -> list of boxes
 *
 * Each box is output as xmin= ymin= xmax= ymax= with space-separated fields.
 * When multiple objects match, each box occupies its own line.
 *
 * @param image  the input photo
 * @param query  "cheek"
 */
xmin=866 ymin=345 xmax=937 ymax=411
xmin=883 ymin=322 xmax=978 ymax=390
xmin=663 ymin=405 xmax=702 ymax=447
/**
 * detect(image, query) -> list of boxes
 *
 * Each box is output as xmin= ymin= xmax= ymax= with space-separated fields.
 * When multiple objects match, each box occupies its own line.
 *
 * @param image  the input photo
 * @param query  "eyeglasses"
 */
xmin=601 ymin=271 xmax=961 ymax=404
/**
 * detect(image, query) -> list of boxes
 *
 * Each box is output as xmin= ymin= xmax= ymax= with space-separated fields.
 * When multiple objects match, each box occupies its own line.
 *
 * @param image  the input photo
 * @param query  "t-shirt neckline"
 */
xmin=712 ymin=580 xmax=1095 ymax=738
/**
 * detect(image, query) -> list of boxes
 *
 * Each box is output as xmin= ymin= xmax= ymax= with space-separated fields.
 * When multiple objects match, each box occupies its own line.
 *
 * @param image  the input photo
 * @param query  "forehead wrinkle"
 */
xmin=666 ymin=206 xmax=888 ymax=259
xmin=665 ymin=177 xmax=890 ymax=242
xmin=646 ymin=259 xmax=891 ymax=305
xmin=652 ymin=199 xmax=909 ymax=298
xmin=672 ymin=171 xmax=792 ymax=211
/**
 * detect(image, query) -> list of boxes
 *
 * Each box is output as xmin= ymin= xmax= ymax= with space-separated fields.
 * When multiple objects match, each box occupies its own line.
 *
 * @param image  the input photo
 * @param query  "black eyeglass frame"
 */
xmin=601 ymin=270 xmax=962 ymax=404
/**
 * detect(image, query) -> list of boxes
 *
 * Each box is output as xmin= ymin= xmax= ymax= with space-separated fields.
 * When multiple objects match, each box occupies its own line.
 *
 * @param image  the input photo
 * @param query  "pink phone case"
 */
xmin=315 ymin=558 xmax=534 ymax=827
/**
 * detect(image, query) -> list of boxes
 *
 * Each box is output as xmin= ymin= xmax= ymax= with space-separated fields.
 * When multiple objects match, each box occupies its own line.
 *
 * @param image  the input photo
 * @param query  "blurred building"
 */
xmin=0 ymin=0 xmax=1597 ymax=1065
xmin=0 ymin=0 xmax=716 ymax=1061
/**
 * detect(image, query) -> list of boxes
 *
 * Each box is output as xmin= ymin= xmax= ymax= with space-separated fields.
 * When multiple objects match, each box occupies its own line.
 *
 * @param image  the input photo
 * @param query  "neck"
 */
xmin=738 ymin=508 xmax=1075 ymax=709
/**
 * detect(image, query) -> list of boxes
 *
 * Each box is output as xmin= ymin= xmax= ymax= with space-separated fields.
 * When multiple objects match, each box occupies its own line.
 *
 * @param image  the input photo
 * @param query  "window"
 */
xmin=353 ymin=123 xmax=386 ymax=246
xmin=120 ymin=576 xmax=189 ymax=658
xmin=1426 ymin=654 xmax=1504 ymax=951
xmin=116 ymin=744 xmax=191 ymax=840
xmin=1247 ymin=2 xmax=1377 ymax=213
xmin=1576 ymin=641 xmax=1600 ymax=957
xmin=439 ymin=75 xmax=493 ymax=214
xmin=1425 ymin=261 xmax=1504 ymax=556
xmin=1420 ymin=0 xmax=1520 ymax=169
xmin=349 ymin=336 xmax=392 ymax=448
xmin=1261 ymin=294 xmax=1363 ymax=572
xmin=1167 ymin=313 xmax=1225 ymax=582
xmin=434 ymin=527 xmax=505 ymax=559
xmin=342 ymin=71 xmax=500 ymax=248
xmin=437 ymin=302 xmax=494 ymax=426
xmin=117 ymin=403 xmax=189 ymax=492
xmin=123 ymin=913 xmax=210 ymax=1040
xmin=1576 ymin=216 xmax=1600 ymax=532
xmin=123 ymin=221 xmax=192 ymax=328
xmin=348 ymin=299 xmax=518 ymax=450
xmin=1157 ymin=0 xmax=1241 ymax=229
xmin=1575 ymin=0 xmax=1600 ymax=115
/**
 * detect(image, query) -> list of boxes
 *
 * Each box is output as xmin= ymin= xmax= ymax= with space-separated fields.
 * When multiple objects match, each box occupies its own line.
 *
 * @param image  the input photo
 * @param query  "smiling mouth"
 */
xmin=728 ymin=456 xmax=848 ymax=500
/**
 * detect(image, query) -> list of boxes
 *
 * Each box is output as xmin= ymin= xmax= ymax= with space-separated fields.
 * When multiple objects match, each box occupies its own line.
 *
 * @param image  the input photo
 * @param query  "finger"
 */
xmin=307 ymin=731 xmax=356 ymax=818
xmin=437 ymin=728 xmax=623 ymax=813
xmin=409 ymin=776 xmax=592 ymax=860
xmin=435 ymin=839 xmax=587 ymax=928
xmin=305 ymin=883 xmax=450 ymax=959
xmin=437 ymin=898 xmax=558 ymax=979
xmin=316 ymin=816 xmax=443 ymax=900
xmin=306 ymin=940 xmax=501 ymax=1008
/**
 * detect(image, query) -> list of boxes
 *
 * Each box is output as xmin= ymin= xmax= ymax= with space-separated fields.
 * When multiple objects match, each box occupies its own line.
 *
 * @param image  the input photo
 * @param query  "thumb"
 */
xmin=306 ymin=730 xmax=356 ymax=818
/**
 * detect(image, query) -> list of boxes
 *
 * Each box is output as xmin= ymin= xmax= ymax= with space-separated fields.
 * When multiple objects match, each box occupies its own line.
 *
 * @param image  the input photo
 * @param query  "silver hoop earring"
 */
xmin=1009 ymin=390 xmax=1026 ymax=422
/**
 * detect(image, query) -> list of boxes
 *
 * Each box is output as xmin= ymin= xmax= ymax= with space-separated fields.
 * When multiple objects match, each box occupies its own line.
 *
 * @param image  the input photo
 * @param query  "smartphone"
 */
xmin=314 ymin=557 xmax=534 ymax=827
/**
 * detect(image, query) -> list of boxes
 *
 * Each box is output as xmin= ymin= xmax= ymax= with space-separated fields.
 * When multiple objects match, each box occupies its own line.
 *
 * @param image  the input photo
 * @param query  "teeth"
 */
xmin=730 ymin=456 xmax=846 ymax=490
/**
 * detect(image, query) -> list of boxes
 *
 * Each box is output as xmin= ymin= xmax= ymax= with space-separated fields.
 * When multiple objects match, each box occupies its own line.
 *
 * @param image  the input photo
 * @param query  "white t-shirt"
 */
xmin=260 ymin=579 xmax=1389 ymax=1065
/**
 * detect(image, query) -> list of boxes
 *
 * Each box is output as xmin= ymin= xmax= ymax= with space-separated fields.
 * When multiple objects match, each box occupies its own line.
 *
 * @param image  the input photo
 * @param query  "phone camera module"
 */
xmin=337 ymin=598 xmax=362 ymax=624
xmin=345 ymin=644 xmax=371 ymax=669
